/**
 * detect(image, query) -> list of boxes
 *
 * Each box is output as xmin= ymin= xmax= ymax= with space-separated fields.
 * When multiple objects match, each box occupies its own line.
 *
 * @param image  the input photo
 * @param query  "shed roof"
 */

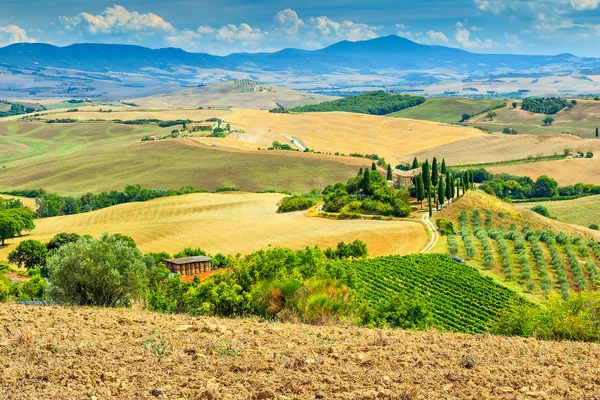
xmin=394 ymin=168 xmax=421 ymax=178
xmin=166 ymin=256 xmax=213 ymax=265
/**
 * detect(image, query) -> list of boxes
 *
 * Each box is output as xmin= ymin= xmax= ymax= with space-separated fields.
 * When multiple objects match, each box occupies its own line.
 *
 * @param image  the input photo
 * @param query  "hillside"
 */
xmin=389 ymin=98 xmax=506 ymax=123
xmin=130 ymin=80 xmax=337 ymax=110
xmin=289 ymin=91 xmax=425 ymax=115
xmin=0 ymin=192 xmax=427 ymax=259
xmin=2 ymin=304 xmax=600 ymax=399
xmin=0 ymin=120 xmax=372 ymax=195
xmin=516 ymin=195 xmax=600 ymax=228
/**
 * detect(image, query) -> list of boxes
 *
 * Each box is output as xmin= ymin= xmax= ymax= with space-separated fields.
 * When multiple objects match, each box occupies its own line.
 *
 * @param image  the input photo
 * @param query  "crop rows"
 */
xmin=344 ymin=254 xmax=527 ymax=333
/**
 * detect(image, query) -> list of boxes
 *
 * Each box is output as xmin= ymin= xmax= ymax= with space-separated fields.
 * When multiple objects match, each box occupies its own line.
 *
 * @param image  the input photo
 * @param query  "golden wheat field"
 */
xmin=225 ymin=109 xmax=484 ymax=163
xmin=0 ymin=192 xmax=427 ymax=259
xmin=487 ymin=157 xmax=600 ymax=186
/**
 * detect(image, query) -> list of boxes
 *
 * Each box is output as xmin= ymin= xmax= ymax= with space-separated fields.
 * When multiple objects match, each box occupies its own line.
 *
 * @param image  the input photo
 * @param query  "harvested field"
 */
xmin=2 ymin=304 xmax=600 ymax=399
xmin=0 ymin=192 xmax=427 ymax=259
xmin=0 ymin=194 xmax=36 ymax=209
xmin=226 ymin=109 xmax=484 ymax=163
xmin=487 ymin=157 xmax=600 ymax=186
xmin=403 ymin=133 xmax=600 ymax=166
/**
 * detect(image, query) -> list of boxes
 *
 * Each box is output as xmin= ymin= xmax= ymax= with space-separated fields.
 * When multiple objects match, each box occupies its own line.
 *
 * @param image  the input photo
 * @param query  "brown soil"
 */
xmin=1 ymin=304 xmax=599 ymax=399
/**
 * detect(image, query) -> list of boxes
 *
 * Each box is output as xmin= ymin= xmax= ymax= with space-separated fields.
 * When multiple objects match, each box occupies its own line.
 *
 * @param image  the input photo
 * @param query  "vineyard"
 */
xmin=448 ymin=209 xmax=600 ymax=299
xmin=337 ymin=254 xmax=527 ymax=333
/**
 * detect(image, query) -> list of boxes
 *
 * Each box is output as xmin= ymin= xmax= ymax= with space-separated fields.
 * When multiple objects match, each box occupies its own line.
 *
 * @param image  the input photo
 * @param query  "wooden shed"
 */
xmin=393 ymin=168 xmax=421 ymax=189
xmin=165 ymin=256 xmax=213 ymax=277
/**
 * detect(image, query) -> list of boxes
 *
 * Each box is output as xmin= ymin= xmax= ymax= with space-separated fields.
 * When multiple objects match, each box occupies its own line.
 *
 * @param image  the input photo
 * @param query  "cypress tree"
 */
xmin=596 ymin=127 xmax=598 ymax=138
xmin=371 ymin=162 xmax=377 ymax=171
xmin=363 ymin=168 xmax=371 ymax=195
xmin=431 ymin=157 xmax=439 ymax=187
xmin=438 ymin=178 xmax=445 ymax=209
xmin=416 ymin=175 xmax=425 ymax=208
xmin=469 ymin=170 xmax=474 ymax=189
xmin=445 ymin=173 xmax=452 ymax=204
xmin=428 ymin=189 xmax=432 ymax=217
xmin=441 ymin=158 xmax=447 ymax=175
xmin=412 ymin=157 xmax=419 ymax=169
xmin=386 ymin=164 xmax=393 ymax=181
xmin=422 ymin=160 xmax=431 ymax=194
xmin=358 ymin=167 xmax=363 ymax=176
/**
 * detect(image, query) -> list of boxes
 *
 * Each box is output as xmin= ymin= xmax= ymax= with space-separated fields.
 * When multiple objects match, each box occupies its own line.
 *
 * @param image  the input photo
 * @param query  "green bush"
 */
xmin=531 ymin=205 xmax=551 ymax=218
xmin=277 ymin=195 xmax=317 ymax=213
xmin=589 ymin=224 xmax=599 ymax=230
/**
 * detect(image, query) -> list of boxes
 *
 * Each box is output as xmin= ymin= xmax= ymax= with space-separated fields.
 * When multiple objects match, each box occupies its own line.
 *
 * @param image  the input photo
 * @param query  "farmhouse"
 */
xmin=165 ymin=256 xmax=213 ymax=276
xmin=394 ymin=168 xmax=421 ymax=189
xmin=190 ymin=122 xmax=216 ymax=132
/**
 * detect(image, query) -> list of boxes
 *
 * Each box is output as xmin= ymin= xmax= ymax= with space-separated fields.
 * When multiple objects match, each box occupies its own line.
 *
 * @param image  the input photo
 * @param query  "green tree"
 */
xmin=512 ymin=102 xmax=517 ymax=109
xmin=0 ymin=209 xmax=34 ymax=246
xmin=48 ymin=233 xmax=148 ymax=307
xmin=415 ymin=175 xmax=425 ymax=208
xmin=596 ymin=127 xmax=598 ymax=138
xmin=543 ymin=116 xmax=554 ymax=126
xmin=440 ymin=158 xmax=447 ymax=175
xmin=422 ymin=160 xmax=431 ymax=195
xmin=428 ymin=189 xmax=432 ymax=217
xmin=445 ymin=173 xmax=453 ymax=204
xmin=437 ymin=178 xmax=445 ymax=210
xmin=460 ymin=113 xmax=471 ymax=122
xmin=411 ymin=157 xmax=419 ymax=169
xmin=386 ymin=164 xmax=393 ymax=181
xmin=8 ymin=240 xmax=48 ymax=271
xmin=487 ymin=111 xmax=497 ymax=120
xmin=371 ymin=162 xmax=377 ymax=171
xmin=47 ymin=232 xmax=82 ymax=252
xmin=534 ymin=175 xmax=559 ymax=198
xmin=431 ymin=157 xmax=439 ymax=187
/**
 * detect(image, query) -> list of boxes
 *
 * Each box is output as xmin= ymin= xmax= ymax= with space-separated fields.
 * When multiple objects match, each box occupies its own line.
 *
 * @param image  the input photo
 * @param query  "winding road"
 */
xmin=420 ymin=210 xmax=439 ymax=253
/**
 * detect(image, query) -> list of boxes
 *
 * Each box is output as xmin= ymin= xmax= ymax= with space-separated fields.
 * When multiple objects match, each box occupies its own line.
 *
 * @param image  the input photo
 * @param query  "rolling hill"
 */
xmin=0 ymin=192 xmax=427 ymax=260
xmin=131 ymin=80 xmax=336 ymax=110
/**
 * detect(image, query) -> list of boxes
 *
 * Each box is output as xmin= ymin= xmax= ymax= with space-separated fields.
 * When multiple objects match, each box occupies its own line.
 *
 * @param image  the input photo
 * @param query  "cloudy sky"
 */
xmin=1 ymin=0 xmax=600 ymax=56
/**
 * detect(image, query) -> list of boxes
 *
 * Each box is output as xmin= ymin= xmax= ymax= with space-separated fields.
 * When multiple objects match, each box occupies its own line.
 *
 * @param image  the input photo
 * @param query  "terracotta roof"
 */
xmin=166 ymin=256 xmax=212 ymax=265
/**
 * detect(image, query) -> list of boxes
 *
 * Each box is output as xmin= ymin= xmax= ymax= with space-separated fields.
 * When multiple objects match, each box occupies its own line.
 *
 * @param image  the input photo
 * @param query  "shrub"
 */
xmin=589 ymin=224 xmax=599 ymax=231
xmin=48 ymin=233 xmax=148 ymax=307
xmin=8 ymin=240 xmax=48 ymax=270
xmin=278 ymin=195 xmax=317 ymax=213
xmin=531 ymin=205 xmax=551 ymax=218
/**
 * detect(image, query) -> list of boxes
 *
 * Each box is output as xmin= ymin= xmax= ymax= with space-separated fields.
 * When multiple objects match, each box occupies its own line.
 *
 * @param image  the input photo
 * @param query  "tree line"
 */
xmin=289 ymin=91 xmax=426 ymax=115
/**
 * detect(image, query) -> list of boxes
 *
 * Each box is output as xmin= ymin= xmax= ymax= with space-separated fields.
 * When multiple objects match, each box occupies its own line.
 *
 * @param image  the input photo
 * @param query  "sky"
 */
xmin=1 ymin=0 xmax=600 ymax=56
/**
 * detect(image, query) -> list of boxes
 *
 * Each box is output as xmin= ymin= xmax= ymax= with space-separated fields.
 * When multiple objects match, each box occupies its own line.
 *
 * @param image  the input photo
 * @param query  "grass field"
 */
xmin=0 ymin=121 xmax=372 ymax=195
xmin=389 ymin=98 xmax=506 ymax=123
xmin=226 ymin=109 xmax=484 ymax=163
xmin=516 ymin=195 xmax=600 ymax=228
xmin=130 ymin=81 xmax=337 ymax=110
xmin=45 ymin=107 xmax=233 ymax=122
xmin=468 ymin=99 xmax=600 ymax=138
xmin=0 ymin=192 xmax=427 ymax=259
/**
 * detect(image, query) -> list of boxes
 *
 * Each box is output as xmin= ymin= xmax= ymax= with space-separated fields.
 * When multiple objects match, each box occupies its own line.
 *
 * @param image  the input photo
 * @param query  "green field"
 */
xmin=389 ymin=98 xmax=506 ymax=123
xmin=0 ymin=121 xmax=369 ymax=195
xmin=468 ymin=99 xmax=600 ymax=138
xmin=338 ymin=254 xmax=528 ymax=333
xmin=516 ymin=195 xmax=600 ymax=228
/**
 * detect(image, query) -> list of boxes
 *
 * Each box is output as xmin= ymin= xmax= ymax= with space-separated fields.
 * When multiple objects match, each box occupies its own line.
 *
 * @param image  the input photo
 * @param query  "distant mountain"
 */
xmin=1 ymin=36 xmax=597 ymax=75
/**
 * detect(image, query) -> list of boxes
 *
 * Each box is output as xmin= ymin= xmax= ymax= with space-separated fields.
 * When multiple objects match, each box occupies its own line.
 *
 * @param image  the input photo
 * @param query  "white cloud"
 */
xmin=274 ymin=9 xmax=305 ymax=38
xmin=60 ymin=5 xmax=176 ymax=35
xmin=165 ymin=29 xmax=201 ymax=48
xmin=424 ymin=30 xmax=449 ymax=44
xmin=474 ymin=0 xmax=506 ymax=14
xmin=504 ymin=32 xmax=523 ymax=48
xmin=216 ymin=23 xmax=265 ymax=43
xmin=0 ymin=24 xmax=34 ymax=45
xmin=570 ymin=0 xmax=600 ymax=10
xmin=197 ymin=26 xmax=215 ymax=35
xmin=454 ymin=22 xmax=496 ymax=48
xmin=470 ymin=26 xmax=483 ymax=31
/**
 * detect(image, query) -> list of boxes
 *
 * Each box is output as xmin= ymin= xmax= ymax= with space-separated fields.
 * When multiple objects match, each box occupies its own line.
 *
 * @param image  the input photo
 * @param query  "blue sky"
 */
xmin=1 ymin=0 xmax=600 ymax=56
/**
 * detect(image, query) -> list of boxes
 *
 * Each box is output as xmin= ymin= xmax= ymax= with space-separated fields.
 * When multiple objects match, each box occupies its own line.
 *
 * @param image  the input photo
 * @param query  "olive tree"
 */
xmin=48 ymin=233 xmax=148 ymax=307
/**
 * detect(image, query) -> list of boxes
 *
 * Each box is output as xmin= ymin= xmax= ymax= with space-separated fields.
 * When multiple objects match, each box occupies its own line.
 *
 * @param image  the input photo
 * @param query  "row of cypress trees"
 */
xmin=412 ymin=157 xmax=475 ymax=217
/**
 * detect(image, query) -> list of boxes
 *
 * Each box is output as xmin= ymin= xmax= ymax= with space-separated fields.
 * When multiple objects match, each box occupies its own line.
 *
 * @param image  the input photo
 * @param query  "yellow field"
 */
xmin=487 ymin=157 xmax=600 ymax=186
xmin=0 ymin=192 xmax=427 ymax=259
xmin=404 ymin=133 xmax=600 ymax=166
xmin=0 ymin=194 xmax=36 ymax=209
xmin=40 ymin=107 xmax=233 ymax=122
xmin=226 ymin=109 xmax=484 ymax=163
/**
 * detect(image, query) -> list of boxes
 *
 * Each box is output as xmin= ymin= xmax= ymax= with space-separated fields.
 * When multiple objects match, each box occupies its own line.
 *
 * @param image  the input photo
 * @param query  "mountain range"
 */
xmin=2 ymin=35 xmax=598 ymax=75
